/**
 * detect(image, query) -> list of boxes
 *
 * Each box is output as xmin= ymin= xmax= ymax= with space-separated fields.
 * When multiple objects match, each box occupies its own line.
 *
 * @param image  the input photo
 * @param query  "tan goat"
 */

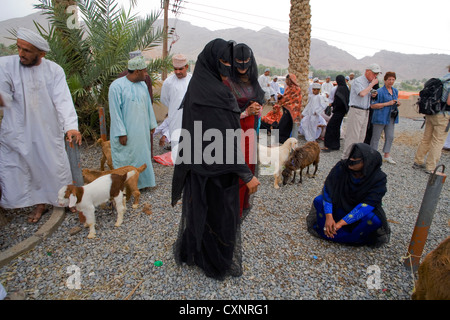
xmin=411 ymin=236 xmax=450 ymax=300
xmin=97 ymin=138 xmax=114 ymax=171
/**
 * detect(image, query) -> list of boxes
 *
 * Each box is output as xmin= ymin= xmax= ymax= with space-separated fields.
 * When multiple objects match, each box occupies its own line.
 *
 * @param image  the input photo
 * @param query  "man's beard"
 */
xmin=20 ymin=55 xmax=40 ymax=67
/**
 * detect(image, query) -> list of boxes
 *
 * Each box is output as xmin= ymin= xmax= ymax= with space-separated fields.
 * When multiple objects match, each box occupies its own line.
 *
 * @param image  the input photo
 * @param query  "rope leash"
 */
xmin=400 ymin=252 xmax=422 ymax=294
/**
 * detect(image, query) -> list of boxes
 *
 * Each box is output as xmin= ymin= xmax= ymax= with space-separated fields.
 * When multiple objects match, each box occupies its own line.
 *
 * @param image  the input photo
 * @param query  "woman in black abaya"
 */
xmin=171 ymin=39 xmax=260 ymax=280
xmin=223 ymin=43 xmax=265 ymax=219
xmin=307 ymin=143 xmax=390 ymax=247
xmin=323 ymin=75 xmax=349 ymax=151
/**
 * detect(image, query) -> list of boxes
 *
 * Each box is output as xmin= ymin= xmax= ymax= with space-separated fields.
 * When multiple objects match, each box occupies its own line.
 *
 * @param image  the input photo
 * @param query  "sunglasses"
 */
xmin=348 ymin=159 xmax=362 ymax=166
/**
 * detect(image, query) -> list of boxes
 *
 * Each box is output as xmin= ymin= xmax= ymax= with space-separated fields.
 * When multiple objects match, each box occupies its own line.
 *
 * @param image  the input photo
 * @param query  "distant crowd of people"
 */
xmin=1 ymin=28 xmax=449 ymax=282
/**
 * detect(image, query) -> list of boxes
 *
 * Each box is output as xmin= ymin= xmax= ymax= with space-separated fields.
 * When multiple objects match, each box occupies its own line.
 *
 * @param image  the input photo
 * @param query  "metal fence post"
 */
xmin=99 ymin=107 xmax=107 ymax=141
xmin=403 ymin=164 xmax=446 ymax=272
xmin=65 ymin=138 xmax=84 ymax=187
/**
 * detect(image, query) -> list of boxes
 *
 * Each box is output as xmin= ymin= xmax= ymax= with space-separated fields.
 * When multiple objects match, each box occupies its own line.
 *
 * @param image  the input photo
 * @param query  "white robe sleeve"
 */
xmin=160 ymin=79 xmax=170 ymax=108
xmin=0 ymin=58 xmax=13 ymax=107
xmin=51 ymin=66 xmax=78 ymax=132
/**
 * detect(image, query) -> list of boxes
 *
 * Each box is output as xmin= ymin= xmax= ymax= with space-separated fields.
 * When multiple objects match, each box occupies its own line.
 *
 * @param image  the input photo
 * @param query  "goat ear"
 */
xmin=69 ymin=194 xmax=77 ymax=207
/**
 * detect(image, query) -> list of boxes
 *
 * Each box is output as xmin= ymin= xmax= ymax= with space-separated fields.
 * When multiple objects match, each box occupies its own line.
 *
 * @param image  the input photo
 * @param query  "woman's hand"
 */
xmin=335 ymin=219 xmax=347 ymax=232
xmin=246 ymin=176 xmax=260 ymax=194
xmin=247 ymin=102 xmax=261 ymax=115
xmin=324 ymin=215 xmax=348 ymax=238
xmin=324 ymin=214 xmax=337 ymax=238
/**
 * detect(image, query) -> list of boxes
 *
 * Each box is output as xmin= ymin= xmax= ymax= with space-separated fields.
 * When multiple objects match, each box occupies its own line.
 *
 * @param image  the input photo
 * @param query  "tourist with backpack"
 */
xmin=412 ymin=65 xmax=450 ymax=174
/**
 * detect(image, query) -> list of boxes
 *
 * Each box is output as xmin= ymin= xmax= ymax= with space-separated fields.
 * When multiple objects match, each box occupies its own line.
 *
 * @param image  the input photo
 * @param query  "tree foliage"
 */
xmin=257 ymin=64 xmax=288 ymax=77
xmin=0 ymin=43 xmax=17 ymax=57
xmin=29 ymin=0 xmax=171 ymax=141
xmin=310 ymin=67 xmax=361 ymax=81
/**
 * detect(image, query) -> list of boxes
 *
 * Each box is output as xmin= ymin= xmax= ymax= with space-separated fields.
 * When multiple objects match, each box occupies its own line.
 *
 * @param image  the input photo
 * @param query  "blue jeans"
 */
xmin=312 ymin=195 xmax=382 ymax=245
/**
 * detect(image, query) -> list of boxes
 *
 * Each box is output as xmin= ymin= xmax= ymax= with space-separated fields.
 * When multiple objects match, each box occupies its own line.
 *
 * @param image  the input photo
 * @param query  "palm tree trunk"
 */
xmin=53 ymin=0 xmax=77 ymax=12
xmin=288 ymin=0 xmax=311 ymax=108
xmin=52 ymin=0 xmax=78 ymax=35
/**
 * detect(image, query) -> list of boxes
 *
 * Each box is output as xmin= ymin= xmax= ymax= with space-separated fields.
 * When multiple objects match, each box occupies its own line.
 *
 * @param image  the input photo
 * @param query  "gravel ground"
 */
xmin=0 ymin=116 xmax=449 ymax=301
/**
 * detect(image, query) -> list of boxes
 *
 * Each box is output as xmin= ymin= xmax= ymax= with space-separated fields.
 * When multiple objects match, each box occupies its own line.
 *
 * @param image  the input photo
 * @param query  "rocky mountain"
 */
xmin=1 ymin=12 xmax=448 ymax=80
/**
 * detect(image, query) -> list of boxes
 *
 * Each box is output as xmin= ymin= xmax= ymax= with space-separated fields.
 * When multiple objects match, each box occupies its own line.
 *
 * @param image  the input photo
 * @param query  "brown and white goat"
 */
xmin=281 ymin=141 xmax=320 ymax=185
xmin=82 ymin=164 xmax=147 ymax=209
xmin=58 ymin=171 xmax=135 ymax=239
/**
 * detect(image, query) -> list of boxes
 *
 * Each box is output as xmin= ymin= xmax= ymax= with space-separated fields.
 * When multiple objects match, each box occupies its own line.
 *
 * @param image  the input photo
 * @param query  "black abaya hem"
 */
xmin=173 ymin=172 xmax=243 ymax=281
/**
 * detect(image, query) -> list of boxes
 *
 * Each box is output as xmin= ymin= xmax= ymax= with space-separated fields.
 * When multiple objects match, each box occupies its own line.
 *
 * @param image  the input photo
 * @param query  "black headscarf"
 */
xmin=171 ymin=39 xmax=254 ymax=206
xmin=186 ymin=38 xmax=236 ymax=111
xmin=333 ymin=75 xmax=350 ymax=113
xmin=324 ymin=143 xmax=390 ymax=246
xmin=325 ymin=143 xmax=386 ymax=212
xmin=233 ymin=43 xmax=254 ymax=74
xmin=227 ymin=43 xmax=265 ymax=110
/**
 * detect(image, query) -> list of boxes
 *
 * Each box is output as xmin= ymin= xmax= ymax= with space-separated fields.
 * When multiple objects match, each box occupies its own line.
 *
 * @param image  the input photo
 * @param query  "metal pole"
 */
xmin=98 ymin=107 xmax=107 ymax=141
xmin=403 ymin=164 xmax=446 ymax=272
xmin=162 ymin=0 xmax=169 ymax=80
xmin=65 ymin=137 xmax=84 ymax=187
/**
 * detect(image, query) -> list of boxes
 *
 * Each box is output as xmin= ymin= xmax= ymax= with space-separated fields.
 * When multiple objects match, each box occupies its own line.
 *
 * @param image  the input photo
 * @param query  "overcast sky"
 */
xmin=2 ymin=0 xmax=450 ymax=59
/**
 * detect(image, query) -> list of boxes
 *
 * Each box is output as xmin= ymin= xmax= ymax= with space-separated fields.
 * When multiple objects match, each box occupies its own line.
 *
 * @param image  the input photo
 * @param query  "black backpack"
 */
xmin=417 ymin=78 xmax=448 ymax=115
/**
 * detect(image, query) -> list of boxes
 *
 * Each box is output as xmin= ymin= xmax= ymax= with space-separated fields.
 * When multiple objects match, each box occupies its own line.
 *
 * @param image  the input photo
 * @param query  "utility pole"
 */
xmin=162 ymin=0 xmax=169 ymax=80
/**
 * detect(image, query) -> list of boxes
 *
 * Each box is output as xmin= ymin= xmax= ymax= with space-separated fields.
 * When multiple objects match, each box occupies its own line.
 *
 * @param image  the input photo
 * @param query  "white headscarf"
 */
xmin=17 ymin=27 xmax=50 ymax=52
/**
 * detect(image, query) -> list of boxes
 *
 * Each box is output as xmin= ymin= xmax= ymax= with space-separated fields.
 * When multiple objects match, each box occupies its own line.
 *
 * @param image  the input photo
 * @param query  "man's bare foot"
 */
xmin=27 ymin=204 xmax=48 ymax=224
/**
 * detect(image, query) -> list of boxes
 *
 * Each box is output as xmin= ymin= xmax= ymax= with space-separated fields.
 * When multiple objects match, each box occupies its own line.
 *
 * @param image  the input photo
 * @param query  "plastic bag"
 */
xmin=153 ymin=152 xmax=173 ymax=166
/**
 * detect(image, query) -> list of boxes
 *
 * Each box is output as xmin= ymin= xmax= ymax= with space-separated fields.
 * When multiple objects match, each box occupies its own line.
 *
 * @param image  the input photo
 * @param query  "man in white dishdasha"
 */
xmin=0 ymin=28 xmax=81 ymax=223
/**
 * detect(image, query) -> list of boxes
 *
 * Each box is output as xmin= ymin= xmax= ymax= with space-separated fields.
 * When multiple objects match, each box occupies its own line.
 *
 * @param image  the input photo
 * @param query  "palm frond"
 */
xmin=30 ymin=0 xmax=166 ymax=140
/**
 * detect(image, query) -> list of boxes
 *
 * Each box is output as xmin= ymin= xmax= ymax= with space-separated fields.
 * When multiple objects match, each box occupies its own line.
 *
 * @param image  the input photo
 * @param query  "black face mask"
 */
xmin=234 ymin=43 xmax=252 ymax=71
xmin=218 ymin=60 xmax=232 ymax=78
xmin=347 ymin=159 xmax=362 ymax=166
xmin=218 ymin=42 xmax=233 ymax=78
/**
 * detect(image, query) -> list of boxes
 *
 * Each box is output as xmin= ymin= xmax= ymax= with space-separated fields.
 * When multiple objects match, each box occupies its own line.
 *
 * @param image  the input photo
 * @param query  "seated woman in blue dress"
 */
xmin=307 ymin=143 xmax=391 ymax=247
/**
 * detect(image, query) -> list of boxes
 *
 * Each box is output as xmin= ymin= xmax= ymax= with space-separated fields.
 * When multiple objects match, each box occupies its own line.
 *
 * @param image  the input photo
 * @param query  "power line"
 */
xmin=312 ymin=26 xmax=450 ymax=54
xmin=185 ymin=0 xmax=289 ymax=25
xmin=179 ymin=1 xmax=450 ymax=55
xmin=180 ymin=12 xmax=287 ymax=40
xmin=163 ymin=0 xmax=450 ymax=60
xmin=177 ymin=5 xmax=280 ymax=31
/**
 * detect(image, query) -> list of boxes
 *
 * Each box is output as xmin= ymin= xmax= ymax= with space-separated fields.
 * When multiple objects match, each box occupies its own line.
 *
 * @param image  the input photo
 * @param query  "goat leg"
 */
xmin=312 ymin=164 xmax=318 ymax=177
xmin=100 ymin=155 xmax=106 ymax=171
xmin=291 ymin=171 xmax=296 ymax=184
